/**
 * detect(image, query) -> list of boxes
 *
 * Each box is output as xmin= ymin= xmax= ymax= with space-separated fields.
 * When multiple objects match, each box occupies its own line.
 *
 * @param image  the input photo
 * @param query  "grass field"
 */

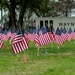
xmin=0 ymin=40 xmax=75 ymax=75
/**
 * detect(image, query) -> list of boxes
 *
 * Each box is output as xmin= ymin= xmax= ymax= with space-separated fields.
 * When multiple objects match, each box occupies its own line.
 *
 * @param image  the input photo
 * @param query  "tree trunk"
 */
xmin=9 ymin=14 xmax=11 ymax=28
xmin=65 ymin=11 xmax=68 ymax=17
xmin=18 ymin=0 xmax=28 ymax=33
xmin=10 ymin=0 xmax=16 ymax=31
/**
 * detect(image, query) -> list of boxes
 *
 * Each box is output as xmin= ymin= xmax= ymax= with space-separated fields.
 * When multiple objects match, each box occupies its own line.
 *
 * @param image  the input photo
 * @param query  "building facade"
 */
xmin=36 ymin=17 xmax=75 ymax=31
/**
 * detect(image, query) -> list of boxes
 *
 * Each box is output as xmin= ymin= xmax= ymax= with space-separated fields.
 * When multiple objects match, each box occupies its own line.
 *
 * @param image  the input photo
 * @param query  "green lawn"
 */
xmin=0 ymin=40 xmax=75 ymax=75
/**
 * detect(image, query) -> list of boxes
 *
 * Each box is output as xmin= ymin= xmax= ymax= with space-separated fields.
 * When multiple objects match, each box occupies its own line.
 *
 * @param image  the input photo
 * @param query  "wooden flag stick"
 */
xmin=45 ymin=45 xmax=48 ymax=54
xmin=3 ymin=41 xmax=7 ymax=49
xmin=37 ymin=46 xmax=40 ymax=56
xmin=44 ymin=46 xmax=46 ymax=53
xmin=24 ymin=51 xmax=27 ymax=62
xmin=52 ymin=43 xmax=53 ymax=50
xmin=50 ymin=42 xmax=53 ymax=51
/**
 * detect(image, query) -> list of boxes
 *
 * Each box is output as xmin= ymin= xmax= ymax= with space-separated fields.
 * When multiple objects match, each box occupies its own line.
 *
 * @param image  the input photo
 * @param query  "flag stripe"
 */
xmin=12 ymin=34 xmax=29 ymax=54
xmin=0 ymin=34 xmax=3 ymax=49
xmin=23 ymin=37 xmax=29 ymax=49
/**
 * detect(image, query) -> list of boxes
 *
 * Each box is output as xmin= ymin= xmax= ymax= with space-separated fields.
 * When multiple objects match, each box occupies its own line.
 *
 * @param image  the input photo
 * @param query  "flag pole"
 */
xmin=35 ymin=30 xmax=40 ymax=56
xmin=45 ymin=45 xmax=48 ymax=54
xmin=24 ymin=50 xmax=27 ymax=62
xmin=37 ymin=46 xmax=40 ymax=56
xmin=52 ymin=42 xmax=53 ymax=50
xmin=3 ymin=41 xmax=7 ymax=49
xmin=51 ymin=32 xmax=53 ymax=51
xmin=19 ymin=23 xmax=27 ymax=62
xmin=52 ymin=30 xmax=55 ymax=50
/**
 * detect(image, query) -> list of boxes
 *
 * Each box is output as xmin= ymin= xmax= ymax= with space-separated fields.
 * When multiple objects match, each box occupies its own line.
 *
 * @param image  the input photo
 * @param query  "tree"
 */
xmin=18 ymin=0 xmax=28 ymax=33
xmin=54 ymin=0 xmax=75 ymax=17
xmin=1 ymin=0 xmax=29 ymax=32
xmin=27 ymin=0 xmax=56 ymax=17
xmin=1 ymin=0 xmax=75 ymax=32
xmin=10 ymin=0 xmax=16 ymax=30
xmin=0 ymin=0 xmax=16 ymax=29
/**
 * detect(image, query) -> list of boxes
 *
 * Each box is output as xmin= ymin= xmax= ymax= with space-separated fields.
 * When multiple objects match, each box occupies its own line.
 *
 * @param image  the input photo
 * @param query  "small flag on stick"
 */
xmin=0 ymin=34 xmax=3 ymax=49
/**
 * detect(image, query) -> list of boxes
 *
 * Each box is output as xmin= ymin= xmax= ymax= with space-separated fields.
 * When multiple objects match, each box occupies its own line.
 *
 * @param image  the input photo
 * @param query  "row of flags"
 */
xmin=0 ymin=27 xmax=75 ymax=54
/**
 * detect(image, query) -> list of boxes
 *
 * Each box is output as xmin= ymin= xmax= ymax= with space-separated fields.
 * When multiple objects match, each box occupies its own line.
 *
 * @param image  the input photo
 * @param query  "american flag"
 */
xmin=61 ymin=27 xmax=68 ymax=42
xmin=34 ymin=32 xmax=40 ymax=47
xmin=44 ymin=32 xmax=52 ymax=45
xmin=55 ymin=34 xmax=64 ymax=45
xmin=61 ymin=32 xmax=68 ymax=42
xmin=2 ymin=29 xmax=8 ymax=41
xmin=7 ymin=29 xmax=12 ymax=38
xmin=22 ymin=28 xmax=29 ymax=49
xmin=67 ymin=28 xmax=73 ymax=41
xmin=50 ymin=31 xmax=55 ymax=42
xmin=10 ymin=33 xmax=16 ymax=44
xmin=55 ymin=27 xmax=64 ymax=45
xmin=2 ymin=34 xmax=8 ymax=41
xmin=72 ymin=29 xmax=75 ymax=40
xmin=24 ymin=34 xmax=29 ymax=44
xmin=0 ymin=33 xmax=3 ymax=49
xmin=27 ymin=33 xmax=35 ymax=42
xmin=12 ymin=34 xmax=29 ymax=54
xmin=12 ymin=34 xmax=23 ymax=54
xmin=39 ymin=28 xmax=52 ymax=46
xmin=22 ymin=36 xmax=29 ymax=50
xmin=39 ymin=31 xmax=44 ymax=46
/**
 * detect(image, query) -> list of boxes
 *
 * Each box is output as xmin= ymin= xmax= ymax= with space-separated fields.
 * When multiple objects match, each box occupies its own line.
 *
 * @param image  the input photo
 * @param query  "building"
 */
xmin=36 ymin=17 xmax=75 ymax=31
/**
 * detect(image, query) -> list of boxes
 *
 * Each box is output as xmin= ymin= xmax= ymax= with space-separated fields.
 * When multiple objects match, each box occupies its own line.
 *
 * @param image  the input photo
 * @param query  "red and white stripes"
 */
xmin=12 ymin=35 xmax=29 ymax=54
xmin=0 ymin=34 xmax=3 ymax=49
